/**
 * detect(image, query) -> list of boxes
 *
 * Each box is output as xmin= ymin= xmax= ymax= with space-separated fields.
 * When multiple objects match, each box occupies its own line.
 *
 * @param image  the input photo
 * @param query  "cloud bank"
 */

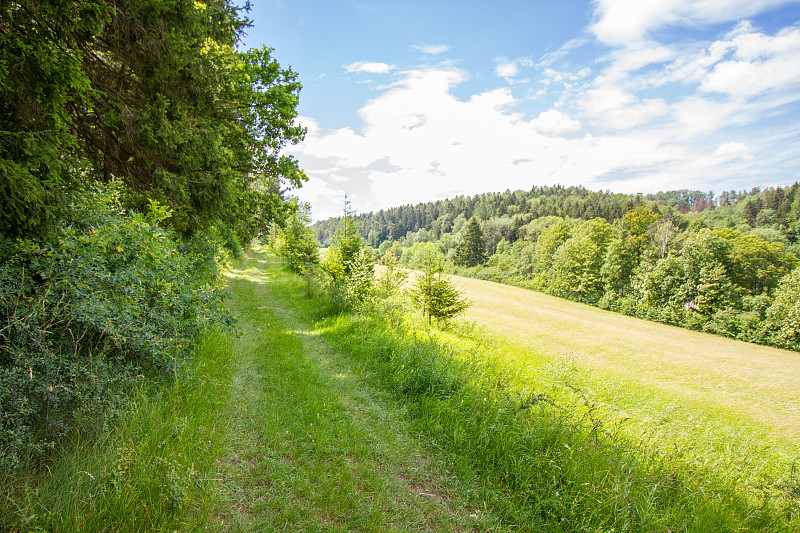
xmin=292 ymin=1 xmax=800 ymax=220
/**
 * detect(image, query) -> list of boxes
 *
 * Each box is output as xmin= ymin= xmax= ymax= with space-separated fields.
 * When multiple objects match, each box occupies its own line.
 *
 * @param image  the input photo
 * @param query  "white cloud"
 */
xmin=714 ymin=141 xmax=754 ymax=160
xmin=288 ymin=3 xmax=800 ymax=220
xmin=577 ymin=0 xmax=800 ymax=143
xmin=530 ymin=109 xmax=582 ymax=135
xmin=291 ymin=68 xmax=691 ymax=219
xmin=343 ymin=61 xmax=396 ymax=74
xmin=590 ymin=0 xmax=795 ymax=45
xmin=700 ymin=24 xmax=800 ymax=97
xmin=669 ymin=96 xmax=740 ymax=138
xmin=494 ymin=56 xmax=538 ymax=81
xmin=599 ymin=42 xmax=676 ymax=82
xmin=412 ymin=44 xmax=451 ymax=55
xmin=581 ymin=85 xmax=669 ymax=129
xmin=537 ymin=38 xmax=591 ymax=67
xmin=495 ymin=63 xmax=519 ymax=79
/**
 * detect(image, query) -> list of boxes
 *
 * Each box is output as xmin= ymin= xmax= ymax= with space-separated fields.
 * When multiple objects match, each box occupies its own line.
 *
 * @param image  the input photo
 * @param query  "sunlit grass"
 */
xmin=451 ymin=274 xmax=800 ymax=487
xmin=456 ymin=274 xmax=800 ymax=444
xmin=1 ymin=330 xmax=233 ymax=532
xmin=211 ymin=252 xmax=486 ymax=531
xmin=2 ymin=252 xmax=484 ymax=532
xmin=6 ymin=251 xmax=798 ymax=531
xmin=324 ymin=263 xmax=800 ymax=530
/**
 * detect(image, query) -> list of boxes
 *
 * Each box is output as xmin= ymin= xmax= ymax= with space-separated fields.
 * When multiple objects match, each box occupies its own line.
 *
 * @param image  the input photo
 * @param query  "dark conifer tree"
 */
xmin=454 ymin=216 xmax=488 ymax=267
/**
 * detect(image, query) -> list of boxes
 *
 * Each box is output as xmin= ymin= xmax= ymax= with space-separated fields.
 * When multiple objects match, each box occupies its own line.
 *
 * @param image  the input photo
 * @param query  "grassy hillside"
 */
xmin=341 ymin=184 xmax=800 ymax=354
xmin=457 ymin=273 xmax=800 ymax=451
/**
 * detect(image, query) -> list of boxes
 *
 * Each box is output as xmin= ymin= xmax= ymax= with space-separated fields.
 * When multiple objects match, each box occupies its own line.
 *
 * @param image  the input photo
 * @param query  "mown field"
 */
xmin=381 ymin=264 xmax=800 ymax=529
xmin=455 ymin=273 xmax=800 ymax=457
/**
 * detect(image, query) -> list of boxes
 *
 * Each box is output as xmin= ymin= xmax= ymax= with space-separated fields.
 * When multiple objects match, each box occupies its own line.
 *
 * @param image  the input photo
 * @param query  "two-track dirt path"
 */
xmin=209 ymin=252 xmax=485 ymax=532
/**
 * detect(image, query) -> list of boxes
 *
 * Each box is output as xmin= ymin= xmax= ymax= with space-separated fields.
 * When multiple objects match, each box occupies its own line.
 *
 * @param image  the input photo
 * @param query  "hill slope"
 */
xmin=455 ymin=273 xmax=800 ymax=450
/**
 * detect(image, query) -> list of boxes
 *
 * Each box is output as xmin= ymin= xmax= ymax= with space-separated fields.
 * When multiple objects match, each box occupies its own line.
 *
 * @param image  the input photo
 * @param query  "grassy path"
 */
xmin=211 ymin=252 xmax=482 ymax=531
xmin=2 ymin=252 xmax=485 ymax=532
xmin=8 ymin=252 xmax=797 ymax=531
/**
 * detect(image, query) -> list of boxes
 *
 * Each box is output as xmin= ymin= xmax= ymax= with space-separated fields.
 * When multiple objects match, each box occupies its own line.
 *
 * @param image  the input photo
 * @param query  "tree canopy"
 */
xmin=0 ymin=0 xmax=306 ymax=239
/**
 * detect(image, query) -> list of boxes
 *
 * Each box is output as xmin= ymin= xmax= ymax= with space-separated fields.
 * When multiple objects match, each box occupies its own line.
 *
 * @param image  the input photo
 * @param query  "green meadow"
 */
xmin=5 ymin=250 xmax=799 ymax=531
xmin=457 ymin=273 xmax=800 ymax=466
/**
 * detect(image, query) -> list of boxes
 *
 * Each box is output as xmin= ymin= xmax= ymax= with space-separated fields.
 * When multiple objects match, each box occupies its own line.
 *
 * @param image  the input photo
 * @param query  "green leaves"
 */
xmin=274 ymin=203 xmax=319 ymax=274
xmin=765 ymin=268 xmax=800 ymax=349
xmin=1 ymin=0 xmax=306 ymax=240
xmin=548 ymin=218 xmax=614 ymax=303
xmin=0 ymin=182 xmax=232 ymax=470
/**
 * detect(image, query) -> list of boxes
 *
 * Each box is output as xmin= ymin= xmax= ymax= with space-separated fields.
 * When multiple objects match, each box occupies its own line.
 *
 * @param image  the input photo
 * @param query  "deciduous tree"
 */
xmin=549 ymin=218 xmax=614 ymax=303
xmin=765 ymin=268 xmax=800 ymax=349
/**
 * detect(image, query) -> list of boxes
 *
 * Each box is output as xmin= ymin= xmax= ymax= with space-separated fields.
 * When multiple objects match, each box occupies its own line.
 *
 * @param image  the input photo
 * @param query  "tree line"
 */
xmin=1 ymin=0 xmax=304 ymax=472
xmin=314 ymin=183 xmax=800 ymax=352
xmin=313 ymin=185 xmax=778 ymax=248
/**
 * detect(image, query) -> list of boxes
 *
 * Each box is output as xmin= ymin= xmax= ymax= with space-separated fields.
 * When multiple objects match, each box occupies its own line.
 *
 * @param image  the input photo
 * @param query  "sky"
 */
xmin=242 ymin=0 xmax=800 ymax=222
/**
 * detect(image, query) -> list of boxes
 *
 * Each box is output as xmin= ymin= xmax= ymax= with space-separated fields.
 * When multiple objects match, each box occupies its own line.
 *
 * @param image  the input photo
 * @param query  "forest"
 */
xmin=313 ymin=184 xmax=800 ymax=351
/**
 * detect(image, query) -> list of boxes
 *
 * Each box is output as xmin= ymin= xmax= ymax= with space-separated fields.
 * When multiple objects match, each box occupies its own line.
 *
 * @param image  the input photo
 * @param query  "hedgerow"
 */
xmin=0 ymin=183 xmax=231 ymax=472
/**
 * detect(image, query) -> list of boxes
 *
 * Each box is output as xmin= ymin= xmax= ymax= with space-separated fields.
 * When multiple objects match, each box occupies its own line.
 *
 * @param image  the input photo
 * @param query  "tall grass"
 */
xmin=0 ymin=330 xmax=233 ymax=532
xmin=312 ymin=309 xmax=800 ymax=531
xmin=2 ymin=251 xmax=487 ymax=532
xmin=7 ymin=250 xmax=798 ymax=531
xmin=215 ymin=253 xmax=484 ymax=532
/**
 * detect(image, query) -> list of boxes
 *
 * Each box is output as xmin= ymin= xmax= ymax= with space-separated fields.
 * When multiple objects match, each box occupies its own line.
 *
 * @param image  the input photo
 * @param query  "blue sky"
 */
xmin=243 ymin=0 xmax=800 ymax=221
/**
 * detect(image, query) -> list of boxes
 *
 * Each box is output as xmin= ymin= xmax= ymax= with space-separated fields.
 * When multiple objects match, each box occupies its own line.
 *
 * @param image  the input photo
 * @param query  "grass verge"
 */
xmin=319 ymin=312 xmax=800 ymax=531
xmin=0 ymin=330 xmax=232 ymax=532
xmin=303 ymin=273 xmax=800 ymax=530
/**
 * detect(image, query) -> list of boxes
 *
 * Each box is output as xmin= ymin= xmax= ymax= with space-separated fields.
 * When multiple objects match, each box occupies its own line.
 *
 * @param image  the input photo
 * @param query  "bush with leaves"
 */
xmin=274 ymin=203 xmax=319 ymax=273
xmin=0 ymin=0 xmax=307 ymax=240
xmin=548 ymin=217 xmax=614 ymax=303
xmin=764 ymin=267 xmax=800 ymax=350
xmin=0 ymin=183 xmax=231 ymax=472
xmin=316 ymin=200 xmax=376 ymax=312
xmin=319 ymin=247 xmax=375 ymax=312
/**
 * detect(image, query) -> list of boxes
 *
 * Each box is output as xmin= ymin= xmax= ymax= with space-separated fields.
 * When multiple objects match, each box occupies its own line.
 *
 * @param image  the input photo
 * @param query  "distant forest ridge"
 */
xmin=312 ymin=184 xmax=798 ymax=247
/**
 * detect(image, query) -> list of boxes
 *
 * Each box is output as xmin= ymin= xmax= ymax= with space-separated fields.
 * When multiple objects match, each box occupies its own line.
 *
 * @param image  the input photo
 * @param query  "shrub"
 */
xmin=765 ymin=267 xmax=800 ymax=350
xmin=0 ymin=183 xmax=231 ymax=472
xmin=274 ymin=203 xmax=319 ymax=273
